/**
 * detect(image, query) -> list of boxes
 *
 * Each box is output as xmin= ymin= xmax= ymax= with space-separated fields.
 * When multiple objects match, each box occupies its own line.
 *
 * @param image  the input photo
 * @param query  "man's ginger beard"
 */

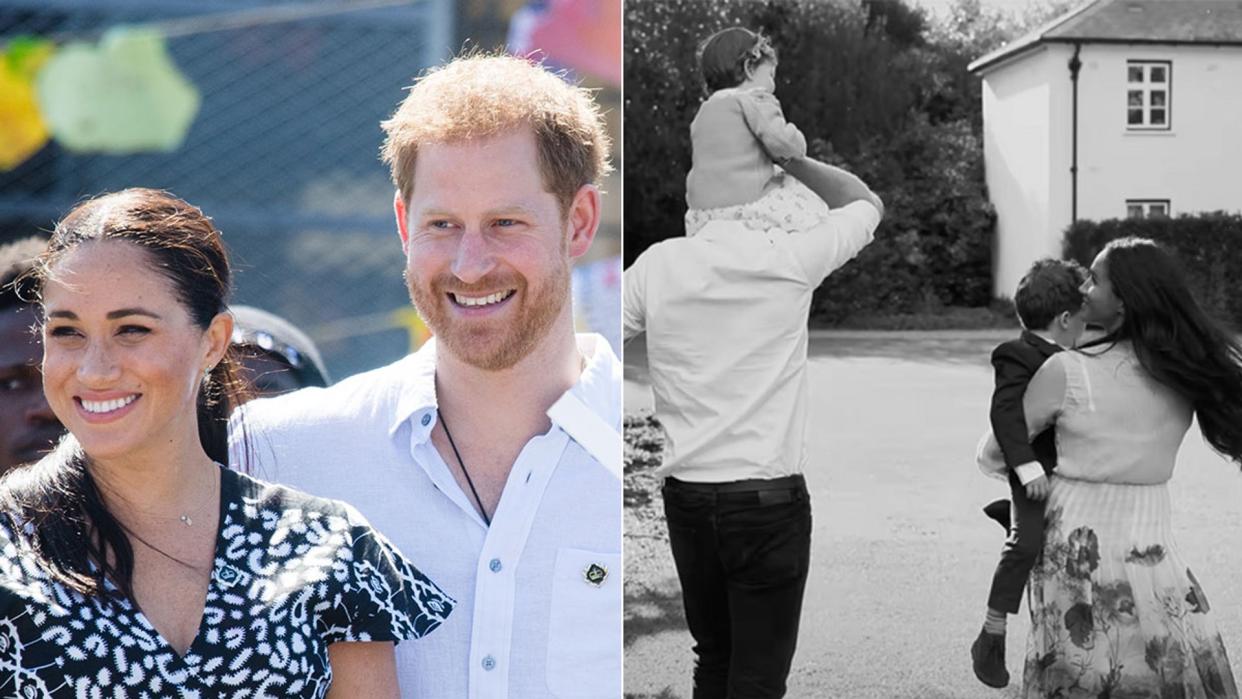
xmin=406 ymin=253 xmax=571 ymax=372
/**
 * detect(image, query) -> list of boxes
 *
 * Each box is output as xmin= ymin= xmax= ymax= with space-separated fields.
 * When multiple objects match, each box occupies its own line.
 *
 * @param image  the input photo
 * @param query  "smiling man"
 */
xmin=0 ymin=237 xmax=64 ymax=475
xmin=231 ymin=54 xmax=621 ymax=699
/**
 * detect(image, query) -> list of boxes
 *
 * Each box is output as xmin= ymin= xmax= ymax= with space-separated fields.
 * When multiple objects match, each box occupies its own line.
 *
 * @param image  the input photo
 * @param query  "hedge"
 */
xmin=1062 ymin=212 xmax=1242 ymax=330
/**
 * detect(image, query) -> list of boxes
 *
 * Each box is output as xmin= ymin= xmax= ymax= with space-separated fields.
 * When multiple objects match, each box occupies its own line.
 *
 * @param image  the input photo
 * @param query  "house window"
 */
xmin=1126 ymin=199 xmax=1170 ymax=219
xmin=1127 ymin=61 xmax=1171 ymax=129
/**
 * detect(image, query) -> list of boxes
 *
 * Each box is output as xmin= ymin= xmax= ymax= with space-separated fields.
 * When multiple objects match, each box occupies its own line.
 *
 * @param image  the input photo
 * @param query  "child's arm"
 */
xmin=990 ymin=343 xmax=1047 ymax=488
xmin=737 ymin=91 xmax=807 ymax=163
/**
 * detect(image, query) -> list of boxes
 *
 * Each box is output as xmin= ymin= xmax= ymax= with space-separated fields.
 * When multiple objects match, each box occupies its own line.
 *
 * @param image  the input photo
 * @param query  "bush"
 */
xmin=807 ymin=114 xmax=996 ymax=322
xmin=1062 ymin=213 xmax=1242 ymax=329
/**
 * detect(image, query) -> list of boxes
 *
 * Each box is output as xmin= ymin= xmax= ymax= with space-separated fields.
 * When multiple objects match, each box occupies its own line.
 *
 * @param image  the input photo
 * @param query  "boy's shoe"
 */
xmin=982 ymin=499 xmax=1011 ymax=532
xmin=971 ymin=629 xmax=1010 ymax=688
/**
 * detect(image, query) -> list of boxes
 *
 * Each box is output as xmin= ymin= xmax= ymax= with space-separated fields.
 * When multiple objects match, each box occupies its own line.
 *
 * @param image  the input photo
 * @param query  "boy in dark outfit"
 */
xmin=971 ymin=258 xmax=1088 ymax=688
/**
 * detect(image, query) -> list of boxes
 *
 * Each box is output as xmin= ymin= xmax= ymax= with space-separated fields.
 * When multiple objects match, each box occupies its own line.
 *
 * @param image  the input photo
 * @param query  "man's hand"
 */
xmin=1025 ymin=475 xmax=1050 ymax=501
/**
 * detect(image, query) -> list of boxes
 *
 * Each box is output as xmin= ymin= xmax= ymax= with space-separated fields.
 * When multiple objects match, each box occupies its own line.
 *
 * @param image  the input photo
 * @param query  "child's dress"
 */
xmin=684 ymin=87 xmax=828 ymax=237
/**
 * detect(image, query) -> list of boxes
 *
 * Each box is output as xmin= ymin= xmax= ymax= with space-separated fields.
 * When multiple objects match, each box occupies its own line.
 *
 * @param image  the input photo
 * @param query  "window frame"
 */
xmin=1125 ymin=199 xmax=1171 ymax=219
xmin=1126 ymin=60 xmax=1172 ymax=131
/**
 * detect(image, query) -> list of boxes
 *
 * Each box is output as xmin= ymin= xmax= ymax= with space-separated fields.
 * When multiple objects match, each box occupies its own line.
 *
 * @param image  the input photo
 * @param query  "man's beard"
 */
xmin=406 ymin=261 xmax=570 ymax=371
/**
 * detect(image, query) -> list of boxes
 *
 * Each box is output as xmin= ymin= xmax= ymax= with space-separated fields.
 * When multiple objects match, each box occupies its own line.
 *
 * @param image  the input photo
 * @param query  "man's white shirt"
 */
xmin=229 ymin=334 xmax=622 ymax=698
xmin=624 ymin=201 xmax=881 ymax=482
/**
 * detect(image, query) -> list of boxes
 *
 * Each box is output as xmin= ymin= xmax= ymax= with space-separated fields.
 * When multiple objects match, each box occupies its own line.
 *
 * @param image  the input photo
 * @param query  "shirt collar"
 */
xmin=1024 ymin=330 xmax=1063 ymax=350
xmin=389 ymin=338 xmax=439 ymax=441
xmin=689 ymin=218 xmax=752 ymax=240
xmin=547 ymin=334 xmax=623 ymax=479
xmin=388 ymin=334 xmax=622 ymax=474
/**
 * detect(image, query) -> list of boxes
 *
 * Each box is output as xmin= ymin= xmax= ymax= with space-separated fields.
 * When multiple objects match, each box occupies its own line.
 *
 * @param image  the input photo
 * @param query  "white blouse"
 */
xmin=1022 ymin=341 xmax=1193 ymax=485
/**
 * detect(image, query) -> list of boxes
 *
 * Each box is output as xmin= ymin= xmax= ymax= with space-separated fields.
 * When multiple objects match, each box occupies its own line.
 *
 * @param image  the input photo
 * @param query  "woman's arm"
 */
xmin=327 ymin=642 xmax=400 ymax=699
xmin=1022 ymin=354 xmax=1069 ymax=439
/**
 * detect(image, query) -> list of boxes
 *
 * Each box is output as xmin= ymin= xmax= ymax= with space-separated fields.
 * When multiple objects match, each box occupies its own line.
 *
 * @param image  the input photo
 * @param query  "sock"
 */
xmin=983 ymin=608 xmax=1007 ymax=636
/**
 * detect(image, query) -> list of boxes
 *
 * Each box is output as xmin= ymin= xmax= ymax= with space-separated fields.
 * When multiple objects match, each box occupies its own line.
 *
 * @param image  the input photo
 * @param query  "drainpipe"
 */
xmin=1069 ymin=43 xmax=1082 ymax=223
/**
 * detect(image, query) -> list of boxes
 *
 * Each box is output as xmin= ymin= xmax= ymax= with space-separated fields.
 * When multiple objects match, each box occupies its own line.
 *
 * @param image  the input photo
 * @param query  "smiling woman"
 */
xmin=0 ymin=189 xmax=453 ymax=699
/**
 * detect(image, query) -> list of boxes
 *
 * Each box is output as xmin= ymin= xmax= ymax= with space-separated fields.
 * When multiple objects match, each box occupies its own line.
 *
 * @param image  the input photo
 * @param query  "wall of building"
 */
xmin=1076 ymin=44 xmax=1242 ymax=221
xmin=980 ymin=45 xmax=1075 ymax=296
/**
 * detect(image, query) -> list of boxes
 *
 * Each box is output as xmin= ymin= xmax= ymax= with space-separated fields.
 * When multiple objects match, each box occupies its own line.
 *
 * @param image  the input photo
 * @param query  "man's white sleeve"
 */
xmin=622 ymin=252 xmax=648 ymax=342
xmin=787 ymin=200 xmax=881 ymax=285
xmin=227 ymin=401 xmax=281 ymax=482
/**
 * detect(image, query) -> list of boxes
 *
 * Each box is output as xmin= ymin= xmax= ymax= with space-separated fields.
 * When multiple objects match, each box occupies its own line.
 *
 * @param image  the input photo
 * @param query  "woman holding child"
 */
xmin=1013 ymin=238 xmax=1242 ymax=697
xmin=0 ymin=189 xmax=452 ymax=697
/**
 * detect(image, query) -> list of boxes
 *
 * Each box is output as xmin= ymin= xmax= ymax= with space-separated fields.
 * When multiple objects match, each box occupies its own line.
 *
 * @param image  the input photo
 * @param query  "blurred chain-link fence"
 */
xmin=1 ymin=0 xmax=462 ymax=380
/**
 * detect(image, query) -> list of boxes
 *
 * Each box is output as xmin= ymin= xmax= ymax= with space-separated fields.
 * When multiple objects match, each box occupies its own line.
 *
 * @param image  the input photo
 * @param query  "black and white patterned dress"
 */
xmin=0 ymin=467 xmax=454 ymax=698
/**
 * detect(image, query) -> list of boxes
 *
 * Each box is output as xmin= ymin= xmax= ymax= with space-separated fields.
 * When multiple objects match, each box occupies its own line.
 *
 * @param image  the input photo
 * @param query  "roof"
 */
xmin=968 ymin=0 xmax=1242 ymax=74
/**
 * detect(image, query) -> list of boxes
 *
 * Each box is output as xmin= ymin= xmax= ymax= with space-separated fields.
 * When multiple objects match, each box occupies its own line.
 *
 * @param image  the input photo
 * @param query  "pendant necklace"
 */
xmin=438 ymin=412 xmax=491 ymax=526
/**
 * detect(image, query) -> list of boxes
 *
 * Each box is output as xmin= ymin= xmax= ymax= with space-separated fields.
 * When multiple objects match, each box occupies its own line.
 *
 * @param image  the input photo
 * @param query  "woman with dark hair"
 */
xmin=1013 ymin=237 xmax=1242 ymax=697
xmin=0 ymin=189 xmax=452 ymax=697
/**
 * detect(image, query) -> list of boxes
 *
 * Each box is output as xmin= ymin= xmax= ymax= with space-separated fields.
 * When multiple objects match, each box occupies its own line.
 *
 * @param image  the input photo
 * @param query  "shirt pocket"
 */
xmin=546 ymin=547 xmax=622 ymax=698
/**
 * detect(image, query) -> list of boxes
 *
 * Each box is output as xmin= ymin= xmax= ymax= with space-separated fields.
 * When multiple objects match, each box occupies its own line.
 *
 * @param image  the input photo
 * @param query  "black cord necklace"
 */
xmin=438 ymin=412 xmax=491 ymax=526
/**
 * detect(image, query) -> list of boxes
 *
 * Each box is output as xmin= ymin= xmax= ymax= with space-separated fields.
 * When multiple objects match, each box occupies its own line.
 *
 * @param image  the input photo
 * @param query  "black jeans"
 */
xmin=662 ymin=475 xmax=813 ymax=699
xmin=986 ymin=469 xmax=1048 ymax=614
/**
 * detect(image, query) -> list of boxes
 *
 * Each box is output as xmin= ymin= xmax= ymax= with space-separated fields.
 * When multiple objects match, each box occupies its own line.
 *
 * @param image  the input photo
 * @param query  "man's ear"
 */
xmin=394 ymin=191 xmax=411 ymax=256
xmin=565 ymin=184 xmax=601 ymax=260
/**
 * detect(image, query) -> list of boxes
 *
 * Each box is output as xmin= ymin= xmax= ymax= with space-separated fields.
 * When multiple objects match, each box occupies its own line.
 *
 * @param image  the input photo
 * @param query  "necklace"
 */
xmin=94 ymin=465 xmax=218 ymax=528
xmin=174 ymin=468 xmax=220 ymax=527
xmin=438 ymin=412 xmax=491 ymax=527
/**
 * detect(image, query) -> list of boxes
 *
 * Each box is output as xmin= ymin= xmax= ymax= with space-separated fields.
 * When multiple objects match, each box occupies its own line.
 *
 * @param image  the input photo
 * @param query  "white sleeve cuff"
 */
xmin=1014 ymin=461 xmax=1045 ymax=486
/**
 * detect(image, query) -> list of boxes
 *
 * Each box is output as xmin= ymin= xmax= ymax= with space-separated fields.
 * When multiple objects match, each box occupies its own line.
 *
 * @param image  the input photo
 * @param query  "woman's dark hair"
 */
xmin=1084 ymin=237 xmax=1242 ymax=464
xmin=0 ymin=188 xmax=250 ymax=601
xmin=698 ymin=27 xmax=777 ymax=93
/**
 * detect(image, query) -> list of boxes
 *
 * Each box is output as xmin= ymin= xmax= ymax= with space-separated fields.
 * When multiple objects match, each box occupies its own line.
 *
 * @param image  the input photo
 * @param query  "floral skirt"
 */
xmin=1024 ymin=477 xmax=1237 ymax=698
xmin=684 ymin=171 xmax=829 ymax=237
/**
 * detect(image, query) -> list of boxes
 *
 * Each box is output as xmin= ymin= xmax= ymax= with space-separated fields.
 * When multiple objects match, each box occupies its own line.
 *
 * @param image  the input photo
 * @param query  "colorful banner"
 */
xmin=37 ymin=26 xmax=200 ymax=154
xmin=0 ymin=37 xmax=55 ymax=171
xmin=508 ymin=0 xmax=621 ymax=87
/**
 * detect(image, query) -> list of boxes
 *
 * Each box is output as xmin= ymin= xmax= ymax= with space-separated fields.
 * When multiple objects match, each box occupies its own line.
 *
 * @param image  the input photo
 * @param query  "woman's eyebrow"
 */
xmin=45 ymin=308 xmax=162 ymax=320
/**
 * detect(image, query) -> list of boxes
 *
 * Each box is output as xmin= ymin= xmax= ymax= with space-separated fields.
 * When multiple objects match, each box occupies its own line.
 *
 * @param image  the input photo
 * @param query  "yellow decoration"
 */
xmin=391 ymin=307 xmax=433 ymax=351
xmin=0 ymin=37 xmax=55 ymax=171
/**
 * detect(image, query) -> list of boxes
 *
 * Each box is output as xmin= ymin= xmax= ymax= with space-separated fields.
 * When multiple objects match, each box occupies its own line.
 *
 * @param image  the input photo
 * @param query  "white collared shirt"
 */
xmin=229 ymin=334 xmax=622 ymax=699
xmin=624 ymin=201 xmax=881 ymax=482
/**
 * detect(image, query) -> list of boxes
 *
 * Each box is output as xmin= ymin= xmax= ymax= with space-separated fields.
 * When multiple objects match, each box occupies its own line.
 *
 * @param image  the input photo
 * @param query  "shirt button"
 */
xmin=482 ymin=655 xmax=496 ymax=671
xmin=421 ymin=413 xmax=432 ymax=427
xmin=489 ymin=558 xmax=502 ymax=573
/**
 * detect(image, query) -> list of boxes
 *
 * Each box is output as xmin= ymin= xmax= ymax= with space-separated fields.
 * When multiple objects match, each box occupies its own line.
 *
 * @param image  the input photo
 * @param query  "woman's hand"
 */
xmin=326 ymin=641 xmax=400 ymax=699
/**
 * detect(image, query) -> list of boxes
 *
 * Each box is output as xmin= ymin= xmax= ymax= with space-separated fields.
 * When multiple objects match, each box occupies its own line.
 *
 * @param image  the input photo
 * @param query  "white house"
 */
xmin=968 ymin=0 xmax=1242 ymax=297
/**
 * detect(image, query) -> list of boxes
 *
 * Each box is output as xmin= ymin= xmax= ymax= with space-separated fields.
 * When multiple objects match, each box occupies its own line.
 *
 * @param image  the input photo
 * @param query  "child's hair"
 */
xmin=698 ymin=27 xmax=777 ymax=92
xmin=1013 ymin=258 xmax=1087 ymax=330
